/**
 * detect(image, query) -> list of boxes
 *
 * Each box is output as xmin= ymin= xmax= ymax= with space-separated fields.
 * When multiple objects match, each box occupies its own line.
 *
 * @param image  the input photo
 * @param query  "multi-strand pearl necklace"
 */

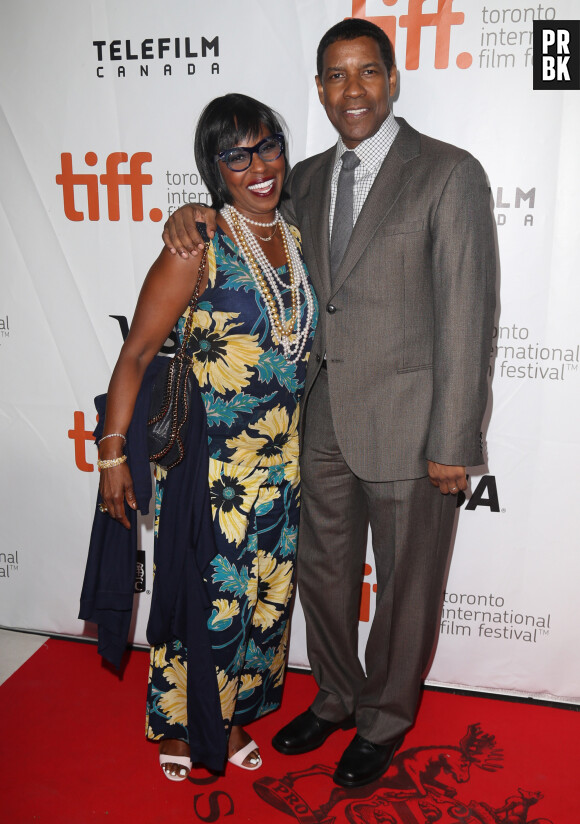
xmin=221 ymin=204 xmax=315 ymax=364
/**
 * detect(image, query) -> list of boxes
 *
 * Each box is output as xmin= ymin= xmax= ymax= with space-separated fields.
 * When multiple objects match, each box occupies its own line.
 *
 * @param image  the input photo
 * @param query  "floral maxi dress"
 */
xmin=146 ymin=224 xmax=317 ymax=747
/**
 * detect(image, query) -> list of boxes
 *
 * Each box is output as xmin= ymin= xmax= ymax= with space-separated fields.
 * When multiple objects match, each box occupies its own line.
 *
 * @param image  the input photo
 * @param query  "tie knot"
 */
xmin=341 ymin=151 xmax=360 ymax=171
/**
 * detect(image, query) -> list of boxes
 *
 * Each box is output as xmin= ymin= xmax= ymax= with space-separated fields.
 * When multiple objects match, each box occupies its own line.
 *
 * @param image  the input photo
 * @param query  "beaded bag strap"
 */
xmin=174 ymin=242 xmax=209 ymax=361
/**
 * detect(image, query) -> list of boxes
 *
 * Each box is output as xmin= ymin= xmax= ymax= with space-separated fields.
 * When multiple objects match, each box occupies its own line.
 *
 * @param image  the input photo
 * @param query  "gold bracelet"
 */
xmin=97 ymin=455 xmax=127 ymax=470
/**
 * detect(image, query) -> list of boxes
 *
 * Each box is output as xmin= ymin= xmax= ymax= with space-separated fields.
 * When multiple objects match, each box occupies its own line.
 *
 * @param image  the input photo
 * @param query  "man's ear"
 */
xmin=388 ymin=65 xmax=398 ymax=98
xmin=315 ymin=75 xmax=325 ymax=106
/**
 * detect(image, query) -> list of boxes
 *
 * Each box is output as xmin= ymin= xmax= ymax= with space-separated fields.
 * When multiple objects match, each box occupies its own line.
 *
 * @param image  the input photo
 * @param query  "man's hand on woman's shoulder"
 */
xmin=163 ymin=204 xmax=218 ymax=258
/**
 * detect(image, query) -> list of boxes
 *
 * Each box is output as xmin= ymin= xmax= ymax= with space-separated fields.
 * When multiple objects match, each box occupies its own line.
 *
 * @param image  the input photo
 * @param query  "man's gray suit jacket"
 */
xmin=284 ymin=117 xmax=496 ymax=483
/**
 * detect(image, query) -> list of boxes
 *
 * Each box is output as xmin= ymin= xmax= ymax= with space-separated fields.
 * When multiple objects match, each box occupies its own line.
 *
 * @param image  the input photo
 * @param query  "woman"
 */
xmin=97 ymin=93 xmax=317 ymax=779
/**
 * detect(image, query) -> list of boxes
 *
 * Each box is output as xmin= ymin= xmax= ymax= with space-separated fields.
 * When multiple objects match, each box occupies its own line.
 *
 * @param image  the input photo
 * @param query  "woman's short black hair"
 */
xmin=316 ymin=18 xmax=395 ymax=78
xmin=194 ymin=93 xmax=288 ymax=210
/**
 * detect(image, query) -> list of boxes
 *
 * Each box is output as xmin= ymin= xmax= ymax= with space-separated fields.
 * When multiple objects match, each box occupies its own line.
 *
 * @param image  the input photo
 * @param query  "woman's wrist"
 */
xmin=98 ymin=432 xmax=126 ymax=447
xmin=97 ymin=433 xmax=127 ymax=461
xmin=97 ymin=454 xmax=127 ymax=470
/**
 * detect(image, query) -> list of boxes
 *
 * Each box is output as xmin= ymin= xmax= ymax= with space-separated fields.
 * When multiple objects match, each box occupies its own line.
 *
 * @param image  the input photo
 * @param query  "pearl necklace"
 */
xmin=238 ymin=213 xmax=278 ymax=228
xmin=221 ymin=204 xmax=315 ymax=364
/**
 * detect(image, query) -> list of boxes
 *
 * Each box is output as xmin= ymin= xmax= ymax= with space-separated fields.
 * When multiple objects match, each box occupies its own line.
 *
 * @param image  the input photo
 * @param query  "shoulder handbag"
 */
xmin=147 ymin=242 xmax=209 ymax=469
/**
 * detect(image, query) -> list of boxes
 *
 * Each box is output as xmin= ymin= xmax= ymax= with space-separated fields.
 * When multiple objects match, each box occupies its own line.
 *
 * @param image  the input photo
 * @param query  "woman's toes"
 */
xmin=244 ymin=749 xmax=261 ymax=768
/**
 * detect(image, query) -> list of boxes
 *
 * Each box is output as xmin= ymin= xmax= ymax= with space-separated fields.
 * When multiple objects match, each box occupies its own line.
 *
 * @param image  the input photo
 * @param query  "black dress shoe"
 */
xmin=333 ymin=733 xmax=403 ymax=787
xmin=272 ymin=709 xmax=353 ymax=755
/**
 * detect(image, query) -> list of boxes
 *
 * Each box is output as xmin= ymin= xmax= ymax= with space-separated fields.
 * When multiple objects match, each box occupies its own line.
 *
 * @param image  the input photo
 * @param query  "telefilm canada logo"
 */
xmin=533 ymin=20 xmax=580 ymax=89
xmin=93 ymin=35 xmax=219 ymax=78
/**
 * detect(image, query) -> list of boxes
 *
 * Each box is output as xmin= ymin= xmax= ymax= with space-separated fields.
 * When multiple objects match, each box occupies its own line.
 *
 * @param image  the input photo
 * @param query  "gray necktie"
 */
xmin=330 ymin=150 xmax=360 ymax=279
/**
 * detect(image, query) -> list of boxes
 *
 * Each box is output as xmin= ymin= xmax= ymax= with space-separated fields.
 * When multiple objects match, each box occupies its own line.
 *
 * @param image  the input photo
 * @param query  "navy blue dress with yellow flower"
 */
xmin=146 ymin=224 xmax=317 ymax=744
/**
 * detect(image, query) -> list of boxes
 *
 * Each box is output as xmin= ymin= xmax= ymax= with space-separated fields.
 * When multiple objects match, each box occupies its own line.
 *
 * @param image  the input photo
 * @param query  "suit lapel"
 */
xmin=307 ymin=153 xmax=333 ymax=297
xmin=330 ymin=119 xmax=420 ymax=297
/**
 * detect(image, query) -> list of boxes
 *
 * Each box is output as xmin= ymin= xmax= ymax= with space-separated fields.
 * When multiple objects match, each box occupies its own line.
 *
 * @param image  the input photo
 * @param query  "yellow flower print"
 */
xmin=226 ymin=405 xmax=299 ymax=467
xmin=216 ymin=667 xmax=238 ymax=723
xmin=158 ymin=656 xmax=188 ymax=726
xmin=151 ymin=644 xmax=168 ymax=669
xmin=283 ymin=459 xmax=300 ymax=489
xmin=146 ymin=725 xmax=163 ymax=741
xmin=238 ymin=673 xmax=263 ymax=699
xmin=154 ymin=464 xmax=167 ymax=482
xmin=258 ymin=485 xmax=280 ymax=506
xmin=209 ymin=459 xmax=268 ymax=546
xmin=288 ymin=224 xmax=302 ymax=253
xmin=255 ymin=484 xmax=281 ymax=516
xmin=246 ymin=551 xmax=294 ymax=630
xmin=209 ymin=598 xmax=240 ymax=631
xmin=285 ymin=407 xmax=300 ymax=487
xmin=189 ymin=309 xmax=263 ymax=394
xmin=270 ymin=624 xmax=289 ymax=688
xmin=206 ymin=241 xmax=217 ymax=288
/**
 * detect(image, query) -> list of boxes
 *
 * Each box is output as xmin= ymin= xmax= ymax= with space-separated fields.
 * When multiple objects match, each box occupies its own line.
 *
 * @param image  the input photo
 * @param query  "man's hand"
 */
xmin=427 ymin=461 xmax=467 ymax=495
xmin=162 ymin=204 xmax=218 ymax=258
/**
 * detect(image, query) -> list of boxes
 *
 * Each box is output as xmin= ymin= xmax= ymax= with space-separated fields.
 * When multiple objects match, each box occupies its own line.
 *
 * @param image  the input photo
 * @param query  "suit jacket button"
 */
xmin=327 ymin=303 xmax=336 ymax=314
xmin=315 ymin=353 xmax=321 ymax=363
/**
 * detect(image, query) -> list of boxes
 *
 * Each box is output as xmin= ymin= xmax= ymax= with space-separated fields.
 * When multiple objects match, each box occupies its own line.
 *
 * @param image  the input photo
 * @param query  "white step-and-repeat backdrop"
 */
xmin=1 ymin=0 xmax=579 ymax=703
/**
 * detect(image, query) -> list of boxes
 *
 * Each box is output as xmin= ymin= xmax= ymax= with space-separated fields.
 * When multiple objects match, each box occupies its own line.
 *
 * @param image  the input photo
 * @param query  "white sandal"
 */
xmin=159 ymin=753 xmax=193 ymax=781
xmin=227 ymin=739 xmax=262 ymax=771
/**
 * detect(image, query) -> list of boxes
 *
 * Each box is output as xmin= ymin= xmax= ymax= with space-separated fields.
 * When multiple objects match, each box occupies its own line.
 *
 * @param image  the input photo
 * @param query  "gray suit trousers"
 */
xmin=298 ymin=369 xmax=457 ymax=743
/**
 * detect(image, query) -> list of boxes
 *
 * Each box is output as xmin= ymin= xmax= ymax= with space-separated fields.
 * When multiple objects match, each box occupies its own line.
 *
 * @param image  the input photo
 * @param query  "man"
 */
xmin=163 ymin=19 xmax=496 ymax=788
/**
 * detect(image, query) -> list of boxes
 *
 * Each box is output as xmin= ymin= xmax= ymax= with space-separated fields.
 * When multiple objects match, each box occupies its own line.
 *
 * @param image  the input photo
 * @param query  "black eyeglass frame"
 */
xmin=214 ymin=133 xmax=285 ymax=172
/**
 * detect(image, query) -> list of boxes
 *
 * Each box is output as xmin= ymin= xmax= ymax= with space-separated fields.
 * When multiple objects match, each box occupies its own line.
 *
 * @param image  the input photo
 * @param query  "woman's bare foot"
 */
xmin=159 ymin=738 xmax=192 ymax=779
xmin=228 ymin=725 xmax=261 ymax=769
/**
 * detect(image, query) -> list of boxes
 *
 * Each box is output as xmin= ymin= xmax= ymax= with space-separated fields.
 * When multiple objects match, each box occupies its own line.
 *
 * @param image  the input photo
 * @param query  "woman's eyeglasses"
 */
xmin=215 ymin=133 xmax=285 ymax=172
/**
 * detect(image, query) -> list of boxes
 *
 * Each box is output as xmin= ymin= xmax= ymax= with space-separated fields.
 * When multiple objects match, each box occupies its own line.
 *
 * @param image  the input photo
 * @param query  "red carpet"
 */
xmin=0 ymin=637 xmax=576 ymax=823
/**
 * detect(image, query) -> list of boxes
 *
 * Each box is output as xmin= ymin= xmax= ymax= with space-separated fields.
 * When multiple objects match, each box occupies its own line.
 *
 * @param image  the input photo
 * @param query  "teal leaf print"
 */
xmin=238 ymin=679 xmax=259 ymax=699
xmin=231 ymin=642 xmax=247 ymax=674
xmin=207 ymin=611 xmax=235 ymax=632
xmin=240 ymin=532 xmax=258 ymax=559
xmin=211 ymin=555 xmax=250 ymax=596
xmin=203 ymin=392 xmax=277 ymax=428
xmin=255 ymin=497 xmax=275 ymax=518
xmin=259 ymin=702 xmax=279 ymax=716
xmin=245 ymin=639 xmax=275 ymax=673
xmin=277 ymin=525 xmax=297 ymax=558
xmin=267 ymin=465 xmax=286 ymax=485
xmin=256 ymin=349 xmax=299 ymax=393
xmin=221 ymin=268 xmax=256 ymax=292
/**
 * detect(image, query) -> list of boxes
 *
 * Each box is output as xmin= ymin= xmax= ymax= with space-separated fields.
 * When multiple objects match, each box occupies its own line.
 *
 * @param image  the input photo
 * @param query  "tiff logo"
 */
xmin=56 ymin=152 xmax=163 ymax=222
xmin=351 ymin=0 xmax=471 ymax=70
xmin=533 ymin=21 xmax=580 ymax=90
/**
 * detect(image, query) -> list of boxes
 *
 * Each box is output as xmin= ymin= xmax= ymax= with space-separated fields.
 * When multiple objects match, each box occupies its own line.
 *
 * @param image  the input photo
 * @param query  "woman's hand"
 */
xmin=162 ymin=204 xmax=218 ymax=258
xmin=98 ymin=462 xmax=137 ymax=530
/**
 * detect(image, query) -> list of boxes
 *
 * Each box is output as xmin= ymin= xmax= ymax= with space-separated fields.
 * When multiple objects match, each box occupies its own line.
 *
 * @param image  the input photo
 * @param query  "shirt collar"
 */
xmin=334 ymin=110 xmax=400 ymax=169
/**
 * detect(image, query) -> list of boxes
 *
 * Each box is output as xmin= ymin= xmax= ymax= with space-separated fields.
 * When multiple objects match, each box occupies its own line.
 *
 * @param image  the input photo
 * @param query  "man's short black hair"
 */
xmin=316 ymin=18 xmax=395 ymax=78
xmin=194 ymin=93 xmax=288 ymax=210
